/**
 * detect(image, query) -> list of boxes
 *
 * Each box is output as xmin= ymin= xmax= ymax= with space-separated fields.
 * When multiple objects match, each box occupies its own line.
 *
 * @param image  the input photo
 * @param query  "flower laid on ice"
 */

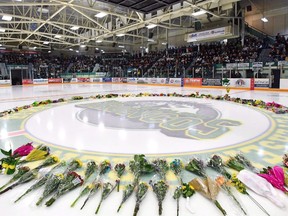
xmin=150 ymin=180 xmax=169 ymax=216
xmin=114 ymin=163 xmax=126 ymax=192
xmin=190 ymin=177 xmax=227 ymax=216
xmin=95 ymin=181 xmax=118 ymax=214
xmin=185 ymin=157 xmax=207 ymax=177
xmin=13 ymin=142 xmax=34 ymax=157
xmin=19 ymin=145 xmax=50 ymax=164
xmin=173 ymin=186 xmax=182 ymax=216
xmin=152 ymin=159 xmax=169 ymax=181
xmin=0 ymin=166 xmax=30 ymax=191
xmin=84 ymin=160 xmax=98 ymax=182
xmin=283 ymin=153 xmax=288 ymax=168
xmin=207 ymin=155 xmax=231 ymax=179
xmin=259 ymin=166 xmax=288 ymax=194
xmin=64 ymin=159 xmax=83 ymax=174
xmin=133 ymin=182 xmax=149 ymax=216
xmin=216 ymin=176 xmax=247 ymax=215
xmin=170 ymin=159 xmax=184 ymax=184
xmin=45 ymin=172 xmax=84 ymax=207
xmin=225 ymin=157 xmax=244 ymax=172
xmin=234 ymin=153 xmax=259 ymax=173
xmin=117 ymin=183 xmax=135 ymax=212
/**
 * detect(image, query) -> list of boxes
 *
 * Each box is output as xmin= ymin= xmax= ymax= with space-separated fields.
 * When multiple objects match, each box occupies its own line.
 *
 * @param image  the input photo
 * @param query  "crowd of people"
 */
xmin=0 ymin=34 xmax=287 ymax=79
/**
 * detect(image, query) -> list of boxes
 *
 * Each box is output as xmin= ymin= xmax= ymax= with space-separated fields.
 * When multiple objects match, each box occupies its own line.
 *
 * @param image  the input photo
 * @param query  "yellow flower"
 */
xmin=189 ymin=185 xmax=194 ymax=190
xmin=56 ymin=173 xmax=64 ymax=179
xmin=75 ymin=159 xmax=83 ymax=168
xmin=51 ymin=155 xmax=60 ymax=163
xmin=88 ymin=184 xmax=94 ymax=189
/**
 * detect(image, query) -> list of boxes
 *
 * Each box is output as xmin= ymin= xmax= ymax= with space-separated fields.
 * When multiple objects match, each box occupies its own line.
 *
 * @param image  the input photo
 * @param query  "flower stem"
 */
xmin=214 ymin=200 xmax=227 ymax=216
xmin=158 ymin=201 xmax=163 ymax=215
xmin=133 ymin=202 xmax=140 ymax=216
xmin=15 ymin=189 xmax=31 ymax=203
xmin=117 ymin=203 xmax=123 ymax=212
xmin=117 ymin=180 xmax=120 ymax=192
xmin=45 ymin=198 xmax=56 ymax=207
xmin=36 ymin=197 xmax=44 ymax=206
xmin=176 ymin=198 xmax=179 ymax=216
xmin=247 ymin=194 xmax=270 ymax=216
xmin=95 ymin=199 xmax=103 ymax=214
xmin=71 ymin=195 xmax=81 ymax=207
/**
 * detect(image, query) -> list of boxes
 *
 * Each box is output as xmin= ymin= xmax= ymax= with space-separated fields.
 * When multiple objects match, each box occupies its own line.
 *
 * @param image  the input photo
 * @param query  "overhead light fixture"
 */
xmin=0 ymin=44 xmax=2 ymax=47
xmin=118 ymin=45 xmax=125 ymax=48
xmin=48 ymin=50 xmax=51 ymax=53
xmin=70 ymin=26 xmax=79 ymax=30
xmin=161 ymin=42 xmax=167 ymax=45
xmin=37 ymin=8 xmax=49 ymax=14
xmin=54 ymin=35 xmax=62 ymax=38
xmin=43 ymin=41 xmax=49 ymax=45
xmin=76 ymin=50 xmax=79 ymax=53
xmin=96 ymin=40 xmax=102 ymax=43
xmin=95 ymin=48 xmax=99 ymax=50
xmin=2 ymin=15 xmax=12 ymax=21
xmin=116 ymin=33 xmax=125 ymax=37
xmin=69 ymin=48 xmax=73 ymax=51
xmin=80 ymin=44 xmax=86 ymax=48
xmin=192 ymin=10 xmax=206 ymax=16
xmin=0 ymin=28 xmax=5 ymax=32
xmin=95 ymin=12 xmax=107 ymax=18
xmin=146 ymin=24 xmax=157 ymax=29
xmin=33 ymin=47 xmax=37 ymax=49
xmin=261 ymin=17 xmax=268 ymax=22
xmin=148 ymin=39 xmax=154 ymax=42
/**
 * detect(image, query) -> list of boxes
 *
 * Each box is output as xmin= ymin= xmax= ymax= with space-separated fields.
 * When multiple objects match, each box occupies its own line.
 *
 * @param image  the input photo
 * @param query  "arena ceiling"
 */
xmin=0 ymin=0 xmax=242 ymax=52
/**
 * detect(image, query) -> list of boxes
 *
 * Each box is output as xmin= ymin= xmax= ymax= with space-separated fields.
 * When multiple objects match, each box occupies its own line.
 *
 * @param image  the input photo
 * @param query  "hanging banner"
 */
xmin=187 ymin=27 xmax=226 ymax=42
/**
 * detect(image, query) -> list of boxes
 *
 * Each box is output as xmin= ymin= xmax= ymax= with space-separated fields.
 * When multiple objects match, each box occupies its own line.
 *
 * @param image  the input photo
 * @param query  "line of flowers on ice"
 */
xmin=1 ymin=143 xmax=288 ymax=215
xmin=0 ymin=92 xmax=288 ymax=118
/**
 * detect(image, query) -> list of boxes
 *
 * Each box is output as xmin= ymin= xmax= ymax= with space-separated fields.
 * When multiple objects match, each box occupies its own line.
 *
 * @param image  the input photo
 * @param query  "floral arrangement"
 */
xmin=150 ymin=180 xmax=169 ymax=215
xmin=114 ymin=163 xmax=126 ymax=192
xmin=133 ymin=182 xmax=149 ymax=216
xmin=117 ymin=183 xmax=135 ymax=212
xmin=185 ymin=157 xmax=207 ymax=177
xmin=170 ymin=159 xmax=184 ymax=184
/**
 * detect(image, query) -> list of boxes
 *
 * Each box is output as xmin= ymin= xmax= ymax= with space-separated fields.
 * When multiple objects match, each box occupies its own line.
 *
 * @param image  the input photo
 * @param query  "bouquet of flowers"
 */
xmin=129 ymin=155 xmax=154 ymax=185
xmin=34 ymin=155 xmax=60 ymax=171
xmin=84 ymin=160 xmax=98 ymax=182
xmin=19 ymin=145 xmax=50 ymax=164
xmin=71 ymin=183 xmax=93 ymax=207
xmin=15 ymin=161 xmax=66 ymax=203
xmin=95 ymin=181 xmax=117 ymax=214
xmin=173 ymin=186 xmax=182 ymax=216
xmin=216 ymin=176 xmax=247 ymax=215
xmin=0 ymin=169 xmax=38 ymax=195
xmin=152 ymin=159 xmax=169 ymax=181
xmin=181 ymin=182 xmax=196 ymax=214
xmin=170 ymin=159 xmax=184 ymax=184
xmin=225 ymin=157 xmax=244 ymax=172
xmin=234 ymin=153 xmax=259 ymax=173
xmin=0 ymin=148 xmax=20 ymax=175
xmin=117 ymin=184 xmax=135 ymax=212
xmin=185 ymin=157 xmax=207 ymax=177
xmin=13 ymin=142 xmax=34 ymax=157
xmin=0 ymin=166 xmax=30 ymax=191
xmin=259 ymin=166 xmax=288 ymax=194
xmin=99 ymin=160 xmax=112 ymax=176
xmin=114 ymin=163 xmax=126 ymax=192
xmin=207 ymin=155 xmax=231 ymax=179
xmin=190 ymin=177 xmax=227 ymax=215
xmin=150 ymin=180 xmax=169 ymax=215
xmin=64 ymin=159 xmax=83 ymax=174
xmin=45 ymin=172 xmax=84 ymax=206
xmin=133 ymin=182 xmax=149 ymax=216
xmin=36 ymin=173 xmax=64 ymax=205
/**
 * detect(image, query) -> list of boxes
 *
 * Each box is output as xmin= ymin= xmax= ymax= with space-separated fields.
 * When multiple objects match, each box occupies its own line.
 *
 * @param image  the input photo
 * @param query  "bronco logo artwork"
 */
xmin=76 ymin=100 xmax=241 ymax=140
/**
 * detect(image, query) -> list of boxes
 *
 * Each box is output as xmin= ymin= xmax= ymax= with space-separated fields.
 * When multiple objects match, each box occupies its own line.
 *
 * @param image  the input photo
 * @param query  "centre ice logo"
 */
xmin=76 ymin=100 xmax=241 ymax=140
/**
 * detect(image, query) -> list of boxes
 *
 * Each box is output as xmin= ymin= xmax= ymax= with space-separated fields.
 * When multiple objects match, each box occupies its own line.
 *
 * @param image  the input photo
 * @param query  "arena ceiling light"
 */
xmin=192 ymin=10 xmax=206 ymax=16
xmin=118 ymin=45 xmax=125 ymax=48
xmin=95 ymin=12 xmax=107 ymax=18
xmin=37 ymin=8 xmax=49 ymax=14
xmin=80 ymin=44 xmax=86 ymax=48
xmin=43 ymin=41 xmax=49 ymax=45
xmin=54 ymin=35 xmax=62 ymax=38
xmin=70 ymin=26 xmax=79 ymax=30
xmin=2 ymin=15 xmax=12 ymax=21
xmin=0 ymin=28 xmax=6 ymax=32
xmin=146 ymin=24 xmax=157 ymax=29
xmin=261 ymin=17 xmax=268 ymax=22
xmin=116 ymin=33 xmax=125 ymax=37
xmin=96 ymin=40 xmax=102 ymax=43
xmin=69 ymin=48 xmax=73 ymax=51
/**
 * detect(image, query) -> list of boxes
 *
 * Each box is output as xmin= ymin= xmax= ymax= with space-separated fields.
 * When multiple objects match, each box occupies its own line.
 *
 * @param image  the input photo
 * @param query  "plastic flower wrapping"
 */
xmin=117 ymin=183 xmax=135 ymax=212
xmin=237 ymin=170 xmax=285 ymax=208
xmin=133 ymin=182 xmax=149 ymax=216
xmin=185 ymin=157 xmax=207 ymax=177
xmin=170 ymin=159 xmax=184 ymax=184
xmin=190 ymin=177 xmax=227 ymax=215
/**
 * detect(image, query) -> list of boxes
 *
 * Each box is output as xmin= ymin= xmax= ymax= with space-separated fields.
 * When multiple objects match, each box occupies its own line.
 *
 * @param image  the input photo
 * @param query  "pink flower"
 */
xmin=258 ymin=166 xmax=288 ymax=194
xmin=13 ymin=142 xmax=34 ymax=157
